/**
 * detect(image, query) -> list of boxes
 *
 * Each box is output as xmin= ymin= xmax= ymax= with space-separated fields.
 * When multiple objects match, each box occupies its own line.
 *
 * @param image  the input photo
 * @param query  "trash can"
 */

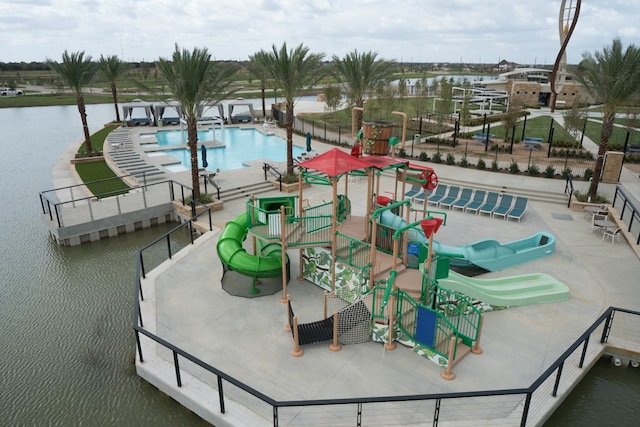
xmin=414 ymin=134 xmax=421 ymax=145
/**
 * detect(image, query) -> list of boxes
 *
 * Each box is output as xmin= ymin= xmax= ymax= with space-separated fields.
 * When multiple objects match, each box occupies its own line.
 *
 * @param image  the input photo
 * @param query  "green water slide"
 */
xmin=216 ymin=212 xmax=287 ymax=278
xmin=438 ymin=270 xmax=569 ymax=307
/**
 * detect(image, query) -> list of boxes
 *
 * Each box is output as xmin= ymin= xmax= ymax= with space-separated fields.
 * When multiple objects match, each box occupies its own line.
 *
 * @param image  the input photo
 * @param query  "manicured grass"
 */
xmin=584 ymin=120 xmax=640 ymax=148
xmin=75 ymin=161 xmax=129 ymax=197
xmin=75 ymin=126 xmax=129 ymax=197
xmin=471 ymin=115 xmax=576 ymax=145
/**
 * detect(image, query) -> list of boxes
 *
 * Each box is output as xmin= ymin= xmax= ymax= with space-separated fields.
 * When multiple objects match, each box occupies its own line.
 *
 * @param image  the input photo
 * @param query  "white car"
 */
xmin=0 ymin=88 xmax=24 ymax=96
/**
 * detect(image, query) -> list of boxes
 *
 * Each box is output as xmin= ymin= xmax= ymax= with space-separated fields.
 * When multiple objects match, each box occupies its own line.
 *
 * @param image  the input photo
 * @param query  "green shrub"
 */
xmin=477 ymin=158 xmax=486 ymax=170
xmin=446 ymin=153 xmax=456 ymax=165
xmin=509 ymin=160 xmax=520 ymax=174
xmin=527 ymin=164 xmax=540 ymax=176
xmin=561 ymin=167 xmax=573 ymax=179
xmin=584 ymin=168 xmax=594 ymax=181
xmin=544 ymin=165 xmax=556 ymax=178
xmin=491 ymin=160 xmax=499 ymax=171
xmin=432 ymin=152 xmax=442 ymax=163
xmin=459 ymin=157 xmax=469 ymax=168
xmin=418 ymin=151 xmax=429 ymax=161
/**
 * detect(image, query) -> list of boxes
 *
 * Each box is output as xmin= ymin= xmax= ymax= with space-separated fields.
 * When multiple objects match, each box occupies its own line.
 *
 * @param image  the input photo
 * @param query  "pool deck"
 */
xmin=51 ymin=109 xmax=640 ymax=426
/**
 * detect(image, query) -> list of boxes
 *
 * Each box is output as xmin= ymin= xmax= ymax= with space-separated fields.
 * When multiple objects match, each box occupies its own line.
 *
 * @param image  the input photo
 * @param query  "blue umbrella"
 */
xmin=200 ymin=144 xmax=208 ymax=169
xmin=306 ymin=132 xmax=312 ymax=152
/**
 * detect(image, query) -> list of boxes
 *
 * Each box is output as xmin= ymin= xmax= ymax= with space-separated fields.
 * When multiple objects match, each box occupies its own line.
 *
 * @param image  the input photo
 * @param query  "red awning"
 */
xmin=298 ymin=148 xmax=371 ymax=177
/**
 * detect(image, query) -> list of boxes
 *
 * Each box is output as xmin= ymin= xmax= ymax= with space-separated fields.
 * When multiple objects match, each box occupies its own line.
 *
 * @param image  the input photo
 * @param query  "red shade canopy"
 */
xmin=298 ymin=148 xmax=372 ymax=177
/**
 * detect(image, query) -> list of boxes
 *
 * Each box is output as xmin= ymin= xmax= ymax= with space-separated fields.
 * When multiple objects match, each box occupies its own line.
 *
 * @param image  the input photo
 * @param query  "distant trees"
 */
xmin=572 ymin=38 xmax=640 ymax=196
xmin=47 ymin=51 xmax=98 ymax=155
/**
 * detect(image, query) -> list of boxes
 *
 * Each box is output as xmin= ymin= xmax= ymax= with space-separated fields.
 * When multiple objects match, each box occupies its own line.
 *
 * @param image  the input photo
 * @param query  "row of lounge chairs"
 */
xmin=405 ymin=184 xmax=528 ymax=222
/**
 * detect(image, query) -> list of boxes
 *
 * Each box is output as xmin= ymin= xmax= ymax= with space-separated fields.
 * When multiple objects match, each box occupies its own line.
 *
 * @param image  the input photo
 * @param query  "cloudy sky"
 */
xmin=1 ymin=0 xmax=637 ymax=65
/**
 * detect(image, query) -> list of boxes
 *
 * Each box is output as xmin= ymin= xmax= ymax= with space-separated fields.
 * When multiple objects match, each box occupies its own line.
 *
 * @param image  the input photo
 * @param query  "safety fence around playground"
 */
xmin=133 ymin=222 xmax=640 ymax=426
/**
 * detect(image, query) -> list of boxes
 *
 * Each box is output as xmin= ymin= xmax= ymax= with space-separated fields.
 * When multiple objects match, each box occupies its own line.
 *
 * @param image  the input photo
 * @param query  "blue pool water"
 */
xmin=156 ymin=128 xmax=304 ymax=171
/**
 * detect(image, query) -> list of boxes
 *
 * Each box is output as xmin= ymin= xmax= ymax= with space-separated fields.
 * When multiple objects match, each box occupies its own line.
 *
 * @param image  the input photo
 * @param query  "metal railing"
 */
xmin=612 ymin=185 xmax=640 ymax=246
xmin=39 ymin=174 xmax=197 ymax=229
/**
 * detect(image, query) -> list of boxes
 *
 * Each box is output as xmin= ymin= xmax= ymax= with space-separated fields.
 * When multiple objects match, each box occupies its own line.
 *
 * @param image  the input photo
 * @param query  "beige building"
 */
xmin=479 ymin=68 xmax=582 ymax=108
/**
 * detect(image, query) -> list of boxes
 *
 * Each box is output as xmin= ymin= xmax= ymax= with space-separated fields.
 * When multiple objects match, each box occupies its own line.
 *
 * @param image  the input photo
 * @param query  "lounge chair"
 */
xmin=404 ymin=184 xmax=422 ymax=200
xmin=465 ymin=190 xmax=486 ymax=214
xmin=427 ymin=184 xmax=449 ymax=206
xmin=478 ymin=192 xmax=500 ymax=216
xmin=412 ymin=188 xmax=432 ymax=204
xmin=492 ymin=194 xmax=514 ymax=219
xmin=507 ymin=196 xmax=528 ymax=222
xmin=438 ymin=186 xmax=461 ymax=209
xmin=451 ymin=188 xmax=474 ymax=211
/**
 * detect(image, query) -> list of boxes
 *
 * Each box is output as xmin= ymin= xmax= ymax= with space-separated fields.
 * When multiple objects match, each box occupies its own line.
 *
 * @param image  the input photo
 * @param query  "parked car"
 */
xmin=0 ymin=88 xmax=24 ymax=96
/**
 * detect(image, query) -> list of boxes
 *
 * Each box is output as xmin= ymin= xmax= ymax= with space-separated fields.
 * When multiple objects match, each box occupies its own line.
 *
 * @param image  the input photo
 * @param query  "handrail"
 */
xmin=612 ymin=185 xmax=640 ymax=245
xmin=564 ymin=173 xmax=574 ymax=208
xmin=262 ymin=162 xmax=282 ymax=191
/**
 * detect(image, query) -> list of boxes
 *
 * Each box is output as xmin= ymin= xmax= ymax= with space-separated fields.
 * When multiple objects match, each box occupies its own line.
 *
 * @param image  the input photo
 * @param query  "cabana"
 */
xmin=121 ymin=99 xmax=154 ymax=126
xmin=153 ymin=99 xmax=182 ymax=126
xmin=228 ymin=97 xmax=255 ymax=123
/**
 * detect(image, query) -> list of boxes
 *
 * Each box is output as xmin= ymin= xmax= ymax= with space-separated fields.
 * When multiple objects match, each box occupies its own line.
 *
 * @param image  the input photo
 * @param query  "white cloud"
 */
xmin=1 ymin=0 xmax=638 ymax=65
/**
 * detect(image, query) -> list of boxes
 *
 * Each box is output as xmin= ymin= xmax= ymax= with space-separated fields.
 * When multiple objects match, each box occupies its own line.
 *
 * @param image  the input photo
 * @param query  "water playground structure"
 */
xmin=215 ymin=110 xmax=569 ymax=379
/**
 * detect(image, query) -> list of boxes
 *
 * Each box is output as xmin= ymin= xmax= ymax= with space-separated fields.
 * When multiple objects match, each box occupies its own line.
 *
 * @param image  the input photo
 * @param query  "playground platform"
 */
xmin=136 ymin=163 xmax=640 ymax=426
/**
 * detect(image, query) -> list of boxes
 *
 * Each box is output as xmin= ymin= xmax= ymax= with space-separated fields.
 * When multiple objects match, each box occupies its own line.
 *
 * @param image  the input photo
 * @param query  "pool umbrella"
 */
xmin=306 ymin=132 xmax=312 ymax=152
xmin=200 ymin=144 xmax=208 ymax=169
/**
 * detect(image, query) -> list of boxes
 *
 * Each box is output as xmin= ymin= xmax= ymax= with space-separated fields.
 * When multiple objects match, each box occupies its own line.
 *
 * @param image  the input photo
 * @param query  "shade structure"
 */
xmin=201 ymin=144 xmax=208 ymax=169
xmin=298 ymin=147 xmax=371 ymax=177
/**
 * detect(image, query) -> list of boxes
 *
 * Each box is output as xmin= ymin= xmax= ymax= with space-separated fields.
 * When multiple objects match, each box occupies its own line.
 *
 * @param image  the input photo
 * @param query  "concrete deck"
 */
xmin=51 ymin=107 xmax=640 ymax=426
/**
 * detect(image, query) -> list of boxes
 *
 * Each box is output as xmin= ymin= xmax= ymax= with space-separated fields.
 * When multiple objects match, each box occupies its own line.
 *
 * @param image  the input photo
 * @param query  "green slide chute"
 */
xmin=216 ymin=212 xmax=288 ymax=278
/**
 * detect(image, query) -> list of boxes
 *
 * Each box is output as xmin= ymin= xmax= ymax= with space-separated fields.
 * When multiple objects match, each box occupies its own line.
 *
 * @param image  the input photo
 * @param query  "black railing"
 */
xmin=133 ymin=234 xmax=640 ymax=427
xmin=39 ymin=174 xmax=202 ymax=229
xmin=564 ymin=173 xmax=574 ymax=208
xmin=263 ymin=162 xmax=282 ymax=191
xmin=612 ymin=185 xmax=640 ymax=245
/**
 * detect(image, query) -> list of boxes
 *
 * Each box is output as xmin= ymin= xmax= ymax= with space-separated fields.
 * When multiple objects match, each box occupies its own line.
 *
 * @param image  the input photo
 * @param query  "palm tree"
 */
xmin=332 ymin=50 xmax=396 ymax=131
xmin=246 ymin=50 xmax=271 ymax=120
xmin=156 ymin=44 xmax=237 ymax=201
xmin=98 ymin=55 xmax=129 ymax=123
xmin=47 ymin=51 xmax=98 ymax=155
xmin=572 ymin=38 xmax=640 ymax=196
xmin=262 ymin=42 xmax=325 ymax=175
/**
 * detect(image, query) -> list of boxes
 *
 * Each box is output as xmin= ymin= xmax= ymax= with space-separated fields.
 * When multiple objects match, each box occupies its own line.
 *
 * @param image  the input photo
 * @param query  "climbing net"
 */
xmin=325 ymin=292 xmax=373 ymax=345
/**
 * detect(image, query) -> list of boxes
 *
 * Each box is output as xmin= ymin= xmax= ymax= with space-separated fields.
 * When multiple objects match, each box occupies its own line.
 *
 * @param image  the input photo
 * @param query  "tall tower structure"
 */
xmin=550 ymin=0 xmax=581 ymax=112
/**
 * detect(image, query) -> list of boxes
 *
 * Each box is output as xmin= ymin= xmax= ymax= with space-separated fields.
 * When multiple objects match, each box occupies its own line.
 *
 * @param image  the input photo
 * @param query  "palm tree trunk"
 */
xmin=260 ymin=81 xmax=266 ymax=120
xmin=187 ymin=118 xmax=200 ymax=200
xmin=588 ymin=113 xmax=613 ymax=196
xmin=77 ymin=96 xmax=93 ymax=154
xmin=111 ymin=83 xmax=121 ymax=122
xmin=286 ymin=102 xmax=295 ymax=176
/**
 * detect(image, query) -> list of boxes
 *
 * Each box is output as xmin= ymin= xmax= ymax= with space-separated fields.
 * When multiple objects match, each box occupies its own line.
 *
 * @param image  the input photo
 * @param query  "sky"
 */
xmin=1 ymin=0 xmax=638 ymax=66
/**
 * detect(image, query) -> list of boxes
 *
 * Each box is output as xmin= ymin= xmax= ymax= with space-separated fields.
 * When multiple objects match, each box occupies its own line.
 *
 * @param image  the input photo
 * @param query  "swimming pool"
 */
xmin=155 ymin=128 xmax=304 ymax=171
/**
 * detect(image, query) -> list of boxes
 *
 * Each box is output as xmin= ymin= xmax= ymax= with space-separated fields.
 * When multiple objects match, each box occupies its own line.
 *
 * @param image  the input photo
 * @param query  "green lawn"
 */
xmin=74 ymin=125 xmax=130 ymax=197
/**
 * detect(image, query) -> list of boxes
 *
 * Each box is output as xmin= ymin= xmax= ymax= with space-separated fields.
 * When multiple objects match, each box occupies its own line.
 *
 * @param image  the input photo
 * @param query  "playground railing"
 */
xmin=335 ymin=232 xmax=372 ymax=271
xmin=304 ymin=200 xmax=333 ymax=217
xmin=376 ymin=222 xmax=404 ymax=255
xmin=283 ymin=214 xmax=333 ymax=247
xmin=434 ymin=286 xmax=482 ymax=346
xmin=394 ymin=290 xmax=459 ymax=361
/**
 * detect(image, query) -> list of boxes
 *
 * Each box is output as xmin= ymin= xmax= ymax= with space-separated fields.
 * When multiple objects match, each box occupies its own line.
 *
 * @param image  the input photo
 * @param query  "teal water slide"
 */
xmin=438 ymin=270 xmax=569 ymax=306
xmin=379 ymin=210 xmax=555 ymax=273
xmin=216 ymin=212 xmax=288 ymax=278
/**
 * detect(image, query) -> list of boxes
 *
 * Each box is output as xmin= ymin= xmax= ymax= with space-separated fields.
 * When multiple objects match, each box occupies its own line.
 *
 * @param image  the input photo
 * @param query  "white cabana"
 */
xmin=227 ymin=97 xmax=255 ymax=123
xmin=153 ymin=99 xmax=183 ymax=126
xmin=197 ymin=101 xmax=225 ymax=121
xmin=121 ymin=99 xmax=154 ymax=126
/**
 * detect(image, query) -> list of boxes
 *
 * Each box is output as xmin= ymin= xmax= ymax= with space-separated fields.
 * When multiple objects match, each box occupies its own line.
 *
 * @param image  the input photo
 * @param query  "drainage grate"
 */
xmin=551 ymin=213 xmax=574 ymax=221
